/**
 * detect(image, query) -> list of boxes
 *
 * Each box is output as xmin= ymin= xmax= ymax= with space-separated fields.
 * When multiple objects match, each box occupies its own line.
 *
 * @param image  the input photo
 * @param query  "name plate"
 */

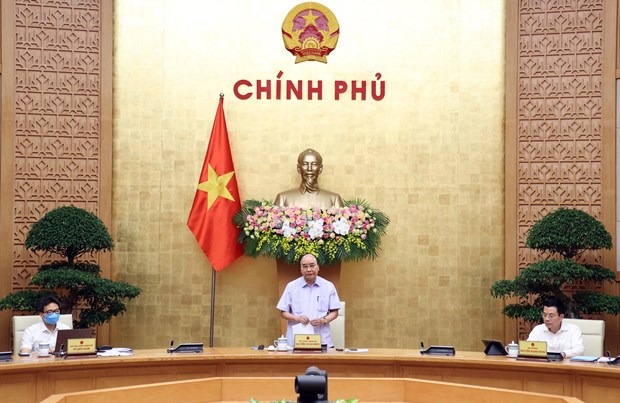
xmin=67 ymin=337 xmax=97 ymax=355
xmin=518 ymin=340 xmax=547 ymax=358
xmin=294 ymin=334 xmax=322 ymax=351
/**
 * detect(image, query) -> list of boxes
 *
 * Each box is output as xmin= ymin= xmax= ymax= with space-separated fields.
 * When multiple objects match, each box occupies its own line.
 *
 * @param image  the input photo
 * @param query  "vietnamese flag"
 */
xmin=187 ymin=95 xmax=243 ymax=271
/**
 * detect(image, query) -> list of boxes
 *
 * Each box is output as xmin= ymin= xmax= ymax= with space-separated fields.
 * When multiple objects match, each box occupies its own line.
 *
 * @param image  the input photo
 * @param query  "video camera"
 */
xmin=295 ymin=366 xmax=328 ymax=403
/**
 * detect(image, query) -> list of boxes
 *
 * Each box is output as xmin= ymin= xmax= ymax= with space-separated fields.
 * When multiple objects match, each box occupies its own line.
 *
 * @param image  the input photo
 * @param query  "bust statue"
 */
xmin=275 ymin=148 xmax=344 ymax=209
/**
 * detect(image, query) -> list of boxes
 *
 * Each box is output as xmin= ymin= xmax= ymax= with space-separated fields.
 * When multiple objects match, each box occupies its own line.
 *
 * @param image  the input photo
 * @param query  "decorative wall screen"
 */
xmin=1 ymin=0 xmax=111 ymax=299
xmin=512 ymin=0 xmax=608 ymax=340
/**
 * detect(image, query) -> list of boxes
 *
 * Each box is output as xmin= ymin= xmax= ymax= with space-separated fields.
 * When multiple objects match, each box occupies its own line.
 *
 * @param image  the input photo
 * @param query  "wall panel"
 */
xmin=505 ymin=0 xmax=618 ymax=351
xmin=0 ymin=0 xmax=112 ymax=349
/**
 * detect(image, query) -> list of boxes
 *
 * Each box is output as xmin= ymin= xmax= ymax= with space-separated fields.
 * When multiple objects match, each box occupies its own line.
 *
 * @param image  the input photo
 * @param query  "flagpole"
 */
xmin=209 ymin=266 xmax=216 ymax=348
xmin=187 ymin=92 xmax=243 ymax=348
xmin=206 ymin=93 xmax=224 ymax=349
xmin=207 ymin=94 xmax=224 ymax=349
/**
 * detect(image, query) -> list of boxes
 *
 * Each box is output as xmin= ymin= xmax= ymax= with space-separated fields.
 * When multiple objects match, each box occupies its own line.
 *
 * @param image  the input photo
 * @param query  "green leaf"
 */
xmin=489 ymin=279 xmax=515 ymax=298
xmin=491 ymin=208 xmax=618 ymax=321
xmin=517 ymin=260 xmax=591 ymax=286
xmin=502 ymin=303 xmax=543 ymax=323
xmin=0 ymin=290 xmax=52 ymax=312
xmin=32 ymin=268 xmax=101 ymax=289
xmin=25 ymin=206 xmax=114 ymax=262
xmin=526 ymin=208 xmax=612 ymax=259
xmin=0 ymin=205 xmax=142 ymax=328
xmin=573 ymin=292 xmax=620 ymax=315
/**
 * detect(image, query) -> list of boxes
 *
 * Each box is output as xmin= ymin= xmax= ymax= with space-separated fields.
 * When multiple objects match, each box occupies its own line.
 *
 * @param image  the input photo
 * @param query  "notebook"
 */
xmin=54 ymin=328 xmax=95 ymax=354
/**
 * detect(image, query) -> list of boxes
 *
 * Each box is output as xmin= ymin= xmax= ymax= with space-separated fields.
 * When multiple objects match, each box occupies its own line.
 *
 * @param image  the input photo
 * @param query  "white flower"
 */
xmin=282 ymin=221 xmax=297 ymax=238
xmin=307 ymin=219 xmax=324 ymax=239
xmin=333 ymin=217 xmax=350 ymax=235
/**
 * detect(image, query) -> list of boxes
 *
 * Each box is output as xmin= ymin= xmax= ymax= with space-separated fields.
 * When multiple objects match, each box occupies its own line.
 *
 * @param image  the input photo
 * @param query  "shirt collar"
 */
xmin=37 ymin=321 xmax=56 ymax=334
xmin=300 ymin=276 xmax=322 ymax=288
xmin=544 ymin=322 xmax=566 ymax=334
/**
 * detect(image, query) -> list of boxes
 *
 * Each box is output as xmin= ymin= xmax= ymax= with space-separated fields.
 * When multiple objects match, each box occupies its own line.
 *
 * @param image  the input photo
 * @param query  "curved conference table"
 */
xmin=1 ymin=348 xmax=619 ymax=402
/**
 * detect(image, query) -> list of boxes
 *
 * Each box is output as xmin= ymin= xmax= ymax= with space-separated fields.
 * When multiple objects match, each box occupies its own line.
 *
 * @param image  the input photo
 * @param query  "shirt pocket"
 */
xmin=292 ymin=297 xmax=304 ymax=314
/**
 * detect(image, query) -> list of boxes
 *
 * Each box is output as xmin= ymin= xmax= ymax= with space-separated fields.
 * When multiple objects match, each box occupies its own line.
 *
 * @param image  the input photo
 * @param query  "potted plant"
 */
xmin=490 ymin=208 xmax=620 ymax=322
xmin=0 ymin=206 xmax=141 ymax=328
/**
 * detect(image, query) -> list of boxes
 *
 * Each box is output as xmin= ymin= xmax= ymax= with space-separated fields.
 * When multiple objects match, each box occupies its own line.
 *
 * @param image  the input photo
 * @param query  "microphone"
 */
xmin=420 ymin=341 xmax=425 ymax=355
xmin=167 ymin=340 xmax=174 ymax=353
xmin=606 ymin=350 xmax=612 ymax=365
xmin=58 ymin=344 xmax=65 ymax=358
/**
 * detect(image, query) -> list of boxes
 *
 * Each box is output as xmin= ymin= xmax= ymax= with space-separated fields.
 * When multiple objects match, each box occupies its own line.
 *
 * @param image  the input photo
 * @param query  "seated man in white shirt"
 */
xmin=527 ymin=297 xmax=585 ymax=358
xmin=19 ymin=295 xmax=71 ymax=355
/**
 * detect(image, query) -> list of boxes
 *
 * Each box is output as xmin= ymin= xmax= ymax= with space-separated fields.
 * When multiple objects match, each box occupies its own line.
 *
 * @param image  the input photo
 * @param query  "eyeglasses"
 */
xmin=44 ymin=309 xmax=61 ymax=315
xmin=542 ymin=313 xmax=557 ymax=319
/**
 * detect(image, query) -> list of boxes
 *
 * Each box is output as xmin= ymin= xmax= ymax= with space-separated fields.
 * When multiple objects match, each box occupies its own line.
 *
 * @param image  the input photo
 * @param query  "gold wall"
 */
xmin=112 ymin=0 xmax=506 ymax=350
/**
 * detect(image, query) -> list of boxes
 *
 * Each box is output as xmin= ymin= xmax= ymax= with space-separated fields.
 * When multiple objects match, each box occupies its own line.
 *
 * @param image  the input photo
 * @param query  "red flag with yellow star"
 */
xmin=187 ymin=96 xmax=243 ymax=271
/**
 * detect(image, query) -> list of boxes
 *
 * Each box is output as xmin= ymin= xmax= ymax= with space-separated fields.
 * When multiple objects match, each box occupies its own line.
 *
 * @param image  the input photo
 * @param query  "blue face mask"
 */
xmin=43 ymin=312 xmax=60 ymax=325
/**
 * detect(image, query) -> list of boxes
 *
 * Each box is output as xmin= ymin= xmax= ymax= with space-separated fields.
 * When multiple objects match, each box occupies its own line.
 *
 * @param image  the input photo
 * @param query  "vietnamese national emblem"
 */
xmin=282 ymin=2 xmax=340 ymax=64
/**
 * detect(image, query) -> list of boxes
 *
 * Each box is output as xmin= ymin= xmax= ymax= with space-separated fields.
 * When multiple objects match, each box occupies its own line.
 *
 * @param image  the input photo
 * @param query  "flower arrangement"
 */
xmin=233 ymin=199 xmax=389 ymax=265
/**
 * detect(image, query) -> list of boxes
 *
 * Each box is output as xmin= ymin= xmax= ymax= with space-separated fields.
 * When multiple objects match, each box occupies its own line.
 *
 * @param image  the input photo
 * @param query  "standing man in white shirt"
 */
xmin=527 ymin=297 xmax=585 ymax=358
xmin=19 ymin=295 xmax=71 ymax=355
xmin=277 ymin=253 xmax=342 ymax=348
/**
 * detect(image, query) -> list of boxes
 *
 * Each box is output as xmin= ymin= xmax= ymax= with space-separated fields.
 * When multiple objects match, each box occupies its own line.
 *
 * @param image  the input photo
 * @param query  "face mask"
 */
xmin=43 ymin=312 xmax=60 ymax=325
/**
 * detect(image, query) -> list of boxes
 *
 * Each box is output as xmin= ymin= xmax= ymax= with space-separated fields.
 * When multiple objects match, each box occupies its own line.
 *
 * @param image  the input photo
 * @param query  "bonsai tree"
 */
xmin=491 ymin=208 xmax=620 ymax=322
xmin=0 ymin=206 xmax=141 ymax=328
